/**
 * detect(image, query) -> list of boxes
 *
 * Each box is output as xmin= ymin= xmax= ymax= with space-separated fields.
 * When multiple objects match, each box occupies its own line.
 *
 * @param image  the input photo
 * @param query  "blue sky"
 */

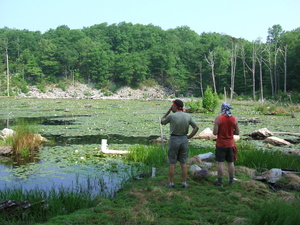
xmin=1 ymin=0 xmax=299 ymax=42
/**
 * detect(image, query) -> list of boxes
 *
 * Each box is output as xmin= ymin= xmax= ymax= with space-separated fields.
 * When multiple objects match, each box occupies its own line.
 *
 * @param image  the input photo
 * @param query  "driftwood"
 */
xmin=263 ymin=137 xmax=291 ymax=146
xmin=0 ymin=200 xmax=46 ymax=212
xmin=272 ymin=132 xmax=300 ymax=137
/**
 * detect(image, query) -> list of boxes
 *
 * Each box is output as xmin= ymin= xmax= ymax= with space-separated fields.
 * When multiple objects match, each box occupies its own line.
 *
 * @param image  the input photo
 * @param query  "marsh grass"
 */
xmin=236 ymin=141 xmax=300 ymax=171
xmin=0 ymin=186 xmax=94 ymax=224
xmin=11 ymin=120 xmax=41 ymax=155
xmin=125 ymin=144 xmax=167 ymax=168
xmin=249 ymin=199 xmax=300 ymax=225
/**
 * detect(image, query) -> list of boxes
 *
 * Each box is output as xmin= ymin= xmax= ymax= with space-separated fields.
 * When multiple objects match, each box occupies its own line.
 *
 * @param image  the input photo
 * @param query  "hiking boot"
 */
xmin=164 ymin=183 xmax=175 ymax=188
xmin=182 ymin=183 xmax=189 ymax=188
xmin=229 ymin=181 xmax=234 ymax=186
xmin=215 ymin=182 xmax=223 ymax=187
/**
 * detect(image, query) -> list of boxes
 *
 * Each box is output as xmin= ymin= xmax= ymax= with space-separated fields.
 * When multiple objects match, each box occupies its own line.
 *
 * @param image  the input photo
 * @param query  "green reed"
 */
xmin=249 ymin=199 xmax=300 ymax=225
xmin=125 ymin=144 xmax=167 ymax=168
xmin=0 ymin=185 xmax=95 ymax=224
xmin=236 ymin=140 xmax=300 ymax=171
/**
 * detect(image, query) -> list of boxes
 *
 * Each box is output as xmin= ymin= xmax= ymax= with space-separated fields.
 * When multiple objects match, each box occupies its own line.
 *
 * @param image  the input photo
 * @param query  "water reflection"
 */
xmin=0 ymin=116 xmax=153 ymax=199
xmin=0 ymin=159 xmax=141 ymax=199
xmin=47 ymin=134 xmax=158 ymax=145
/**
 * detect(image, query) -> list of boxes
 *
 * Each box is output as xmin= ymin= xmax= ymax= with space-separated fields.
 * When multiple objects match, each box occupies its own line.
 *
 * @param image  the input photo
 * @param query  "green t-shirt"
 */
xmin=161 ymin=111 xmax=197 ymax=135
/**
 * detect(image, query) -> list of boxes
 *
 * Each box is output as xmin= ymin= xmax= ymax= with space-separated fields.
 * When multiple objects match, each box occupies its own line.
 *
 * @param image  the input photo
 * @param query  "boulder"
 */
xmin=151 ymin=137 xmax=167 ymax=143
xmin=0 ymin=146 xmax=13 ymax=155
xmin=1 ymin=128 xmax=14 ymax=138
xmin=33 ymin=134 xmax=49 ymax=143
xmin=194 ymin=127 xmax=240 ymax=141
xmin=248 ymin=128 xmax=273 ymax=139
xmin=193 ymin=128 xmax=216 ymax=140
xmin=195 ymin=168 xmax=210 ymax=178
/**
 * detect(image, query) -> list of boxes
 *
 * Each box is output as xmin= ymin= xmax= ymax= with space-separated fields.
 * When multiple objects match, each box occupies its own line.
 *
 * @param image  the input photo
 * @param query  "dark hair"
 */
xmin=173 ymin=99 xmax=183 ymax=108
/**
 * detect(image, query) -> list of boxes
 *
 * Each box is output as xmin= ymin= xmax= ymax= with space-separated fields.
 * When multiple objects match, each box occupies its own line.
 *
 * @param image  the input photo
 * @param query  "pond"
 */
xmin=0 ymin=98 xmax=299 ymax=198
xmin=0 ymin=108 xmax=164 ymax=198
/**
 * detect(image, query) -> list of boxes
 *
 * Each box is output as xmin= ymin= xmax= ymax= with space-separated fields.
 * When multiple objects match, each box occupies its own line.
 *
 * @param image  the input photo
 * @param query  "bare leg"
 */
xmin=169 ymin=164 xmax=176 ymax=183
xmin=180 ymin=163 xmax=187 ymax=182
xmin=217 ymin=162 xmax=224 ymax=178
xmin=228 ymin=162 xmax=235 ymax=178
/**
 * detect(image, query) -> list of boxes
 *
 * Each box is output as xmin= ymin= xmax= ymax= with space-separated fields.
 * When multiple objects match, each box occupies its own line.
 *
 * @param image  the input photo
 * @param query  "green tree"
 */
xmin=202 ymin=86 xmax=219 ymax=112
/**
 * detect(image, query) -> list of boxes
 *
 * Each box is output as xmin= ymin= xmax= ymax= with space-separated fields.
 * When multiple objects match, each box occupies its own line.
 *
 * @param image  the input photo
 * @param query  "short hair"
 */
xmin=173 ymin=99 xmax=184 ymax=108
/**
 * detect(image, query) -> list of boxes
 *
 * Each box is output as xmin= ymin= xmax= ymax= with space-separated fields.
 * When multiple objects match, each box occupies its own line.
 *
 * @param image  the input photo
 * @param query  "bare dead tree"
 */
xmin=240 ymin=43 xmax=247 ymax=91
xmin=242 ymin=41 xmax=258 ymax=101
xmin=205 ymin=50 xmax=217 ymax=93
xmin=199 ymin=61 xmax=204 ymax=98
xmin=263 ymin=45 xmax=274 ymax=97
xmin=0 ymin=37 xmax=10 ymax=97
xmin=274 ymin=47 xmax=280 ymax=94
xmin=279 ymin=45 xmax=288 ymax=93
xmin=256 ymin=40 xmax=265 ymax=102
xmin=230 ymin=40 xmax=238 ymax=100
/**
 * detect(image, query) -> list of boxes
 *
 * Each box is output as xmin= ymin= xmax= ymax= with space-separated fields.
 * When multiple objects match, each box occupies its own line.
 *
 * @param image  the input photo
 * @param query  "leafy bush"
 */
xmin=37 ymin=81 xmax=47 ymax=93
xmin=202 ymin=86 xmax=219 ymax=112
xmin=185 ymin=97 xmax=202 ymax=112
xmin=57 ymin=80 xmax=67 ymax=91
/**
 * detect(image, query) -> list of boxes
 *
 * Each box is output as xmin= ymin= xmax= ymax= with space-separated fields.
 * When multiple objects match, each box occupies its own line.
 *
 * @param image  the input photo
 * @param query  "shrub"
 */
xmin=185 ymin=97 xmax=202 ymax=112
xmin=202 ymin=86 xmax=219 ymax=112
xmin=57 ymin=81 xmax=67 ymax=91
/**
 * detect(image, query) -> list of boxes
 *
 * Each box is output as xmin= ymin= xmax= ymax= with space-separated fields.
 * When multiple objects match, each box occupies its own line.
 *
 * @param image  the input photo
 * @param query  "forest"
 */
xmin=0 ymin=22 xmax=299 ymax=101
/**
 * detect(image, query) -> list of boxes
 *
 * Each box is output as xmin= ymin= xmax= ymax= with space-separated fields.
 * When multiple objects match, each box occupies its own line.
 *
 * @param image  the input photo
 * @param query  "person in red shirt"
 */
xmin=213 ymin=102 xmax=239 ymax=186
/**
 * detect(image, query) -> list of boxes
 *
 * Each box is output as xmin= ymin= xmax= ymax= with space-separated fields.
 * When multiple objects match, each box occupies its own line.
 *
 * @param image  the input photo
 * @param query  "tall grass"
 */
xmin=0 ymin=186 xmax=94 ymax=225
xmin=249 ymin=199 xmax=300 ymax=225
xmin=236 ymin=140 xmax=300 ymax=171
xmin=125 ymin=144 xmax=167 ymax=168
xmin=11 ymin=120 xmax=41 ymax=155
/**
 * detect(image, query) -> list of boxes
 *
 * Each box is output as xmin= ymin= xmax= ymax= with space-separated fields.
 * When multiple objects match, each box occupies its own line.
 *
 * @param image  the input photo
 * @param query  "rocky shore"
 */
xmin=17 ymin=83 xmax=175 ymax=100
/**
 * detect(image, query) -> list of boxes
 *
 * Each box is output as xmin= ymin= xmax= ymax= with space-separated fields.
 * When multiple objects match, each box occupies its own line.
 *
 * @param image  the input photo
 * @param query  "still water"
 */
xmin=0 ymin=117 xmax=156 ymax=199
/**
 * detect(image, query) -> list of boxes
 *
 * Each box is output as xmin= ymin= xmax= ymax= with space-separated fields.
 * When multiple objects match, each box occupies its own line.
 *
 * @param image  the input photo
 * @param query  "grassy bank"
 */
xmin=29 ymin=144 xmax=300 ymax=225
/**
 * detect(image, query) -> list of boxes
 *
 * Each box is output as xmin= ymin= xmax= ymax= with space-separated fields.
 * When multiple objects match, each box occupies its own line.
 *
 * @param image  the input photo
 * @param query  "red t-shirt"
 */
xmin=216 ymin=114 xmax=236 ymax=148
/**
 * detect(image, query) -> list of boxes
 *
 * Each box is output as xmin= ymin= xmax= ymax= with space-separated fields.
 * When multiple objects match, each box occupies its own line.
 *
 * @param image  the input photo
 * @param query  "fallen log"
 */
xmin=271 ymin=132 xmax=300 ymax=137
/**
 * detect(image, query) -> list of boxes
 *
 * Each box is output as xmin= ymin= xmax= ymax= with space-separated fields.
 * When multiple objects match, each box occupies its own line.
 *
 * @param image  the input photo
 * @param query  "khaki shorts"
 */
xmin=168 ymin=136 xmax=188 ymax=164
xmin=215 ymin=146 xmax=234 ymax=162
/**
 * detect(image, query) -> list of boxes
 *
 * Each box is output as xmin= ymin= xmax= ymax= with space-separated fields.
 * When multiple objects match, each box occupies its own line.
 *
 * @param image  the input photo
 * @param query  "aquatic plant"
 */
xmin=125 ymin=144 xmax=167 ymax=168
xmin=0 ymin=185 xmax=94 ymax=224
xmin=11 ymin=120 xmax=42 ymax=155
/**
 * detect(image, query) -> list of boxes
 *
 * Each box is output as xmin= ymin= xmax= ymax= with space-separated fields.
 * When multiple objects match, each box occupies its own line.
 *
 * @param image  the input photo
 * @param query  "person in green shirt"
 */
xmin=161 ymin=99 xmax=199 ymax=188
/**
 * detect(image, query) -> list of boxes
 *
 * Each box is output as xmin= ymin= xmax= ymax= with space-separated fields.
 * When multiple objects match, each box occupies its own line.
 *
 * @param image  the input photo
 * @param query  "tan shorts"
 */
xmin=168 ymin=136 xmax=188 ymax=164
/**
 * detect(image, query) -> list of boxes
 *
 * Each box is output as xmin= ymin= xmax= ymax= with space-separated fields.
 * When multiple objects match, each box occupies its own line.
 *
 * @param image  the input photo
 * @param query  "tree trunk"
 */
xmin=5 ymin=48 xmax=10 ymax=97
xmin=256 ymin=42 xmax=264 ymax=102
xmin=252 ymin=43 xmax=256 ymax=101
xmin=274 ymin=48 xmax=279 ymax=94
xmin=199 ymin=61 xmax=204 ymax=98
xmin=230 ymin=41 xmax=238 ymax=100
xmin=205 ymin=50 xmax=217 ymax=93
xmin=279 ymin=45 xmax=288 ymax=93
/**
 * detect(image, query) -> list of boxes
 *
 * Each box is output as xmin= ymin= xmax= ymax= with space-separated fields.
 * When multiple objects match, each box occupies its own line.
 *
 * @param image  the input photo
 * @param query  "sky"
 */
xmin=1 ymin=0 xmax=299 ymax=42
